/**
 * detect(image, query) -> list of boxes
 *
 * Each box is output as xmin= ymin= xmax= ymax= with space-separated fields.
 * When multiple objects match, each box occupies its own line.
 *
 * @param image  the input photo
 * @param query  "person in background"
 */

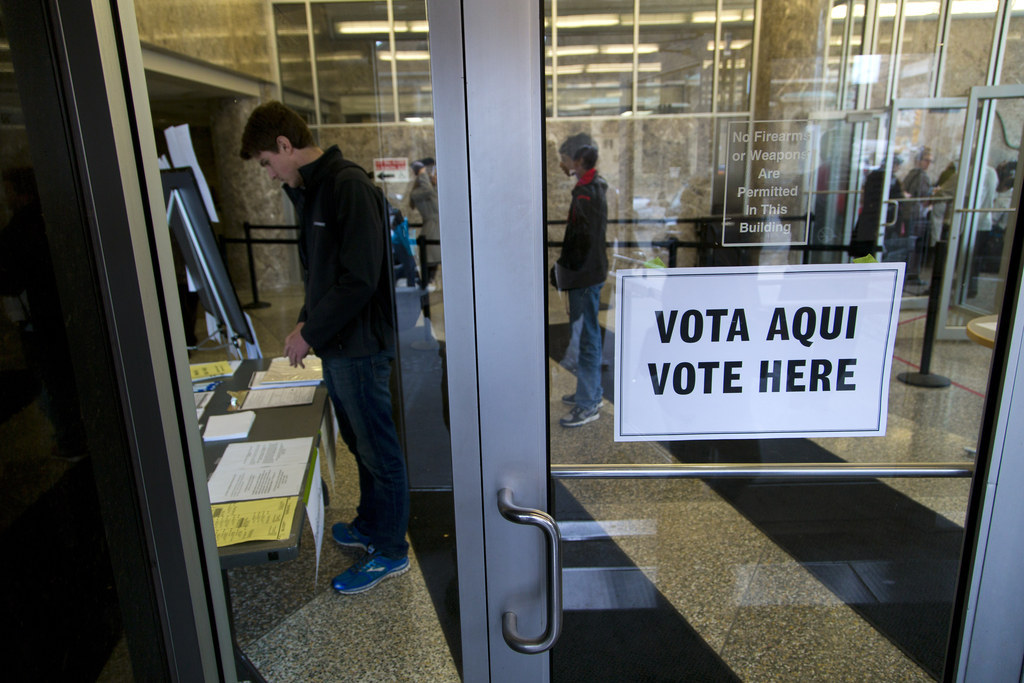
xmin=407 ymin=157 xmax=441 ymax=283
xmin=850 ymin=155 xmax=904 ymax=259
xmin=240 ymin=101 xmax=410 ymax=594
xmin=967 ymin=163 xmax=999 ymax=298
xmin=902 ymin=147 xmax=935 ymax=286
xmin=552 ymin=134 xmax=608 ymax=428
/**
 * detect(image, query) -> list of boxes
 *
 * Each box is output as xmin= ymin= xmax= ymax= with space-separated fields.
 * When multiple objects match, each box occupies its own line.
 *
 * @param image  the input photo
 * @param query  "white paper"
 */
xmin=615 ymin=263 xmax=904 ymax=441
xmin=262 ymin=356 xmax=323 ymax=384
xmin=241 ymin=386 xmax=316 ymax=410
xmin=164 ymin=124 xmax=219 ymax=222
xmin=207 ymin=437 xmax=314 ymax=503
xmin=203 ymin=411 xmax=256 ymax=441
xmin=249 ymin=370 xmax=321 ymax=390
xmin=305 ymin=456 xmax=325 ymax=584
xmin=194 ymin=391 xmax=213 ymax=419
xmin=321 ymin=404 xmax=338 ymax=486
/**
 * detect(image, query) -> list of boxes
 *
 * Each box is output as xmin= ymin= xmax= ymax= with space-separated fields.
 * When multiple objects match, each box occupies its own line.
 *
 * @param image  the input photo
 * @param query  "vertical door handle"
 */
xmin=497 ymin=487 xmax=563 ymax=654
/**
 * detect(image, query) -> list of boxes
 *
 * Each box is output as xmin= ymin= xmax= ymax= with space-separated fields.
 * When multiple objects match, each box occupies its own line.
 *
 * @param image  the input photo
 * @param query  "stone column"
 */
xmin=210 ymin=96 xmax=299 ymax=295
xmin=754 ymin=0 xmax=829 ymax=121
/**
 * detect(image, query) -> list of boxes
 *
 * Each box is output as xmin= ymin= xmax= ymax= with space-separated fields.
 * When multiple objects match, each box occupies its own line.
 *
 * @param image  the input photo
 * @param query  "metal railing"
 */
xmin=550 ymin=462 xmax=974 ymax=479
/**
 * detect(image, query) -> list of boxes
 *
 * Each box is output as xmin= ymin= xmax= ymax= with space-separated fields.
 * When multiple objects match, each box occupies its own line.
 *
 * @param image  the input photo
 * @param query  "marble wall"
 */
xmin=134 ymin=0 xmax=273 ymax=82
xmin=211 ymin=96 xmax=299 ymax=293
xmin=136 ymin=0 xmax=1023 ymax=288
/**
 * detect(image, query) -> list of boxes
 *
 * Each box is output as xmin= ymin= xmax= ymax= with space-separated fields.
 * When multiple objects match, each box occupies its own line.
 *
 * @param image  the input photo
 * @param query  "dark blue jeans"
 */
xmin=321 ymin=349 xmax=409 ymax=559
xmin=568 ymin=283 xmax=604 ymax=410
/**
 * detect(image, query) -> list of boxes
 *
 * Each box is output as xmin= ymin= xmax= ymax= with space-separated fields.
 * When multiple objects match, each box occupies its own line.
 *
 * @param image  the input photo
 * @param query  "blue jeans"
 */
xmin=321 ymin=350 xmax=409 ymax=559
xmin=568 ymin=283 xmax=603 ymax=410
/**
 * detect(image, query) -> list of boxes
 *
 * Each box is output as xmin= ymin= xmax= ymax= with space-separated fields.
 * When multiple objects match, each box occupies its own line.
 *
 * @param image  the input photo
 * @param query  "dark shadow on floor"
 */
xmin=549 ymin=322 xmax=960 ymax=680
xmin=553 ymin=481 xmax=740 ymax=682
xmin=675 ymin=439 xmax=959 ymax=680
xmin=408 ymin=490 xmax=462 ymax=678
xmin=0 ymin=458 xmax=122 ymax=681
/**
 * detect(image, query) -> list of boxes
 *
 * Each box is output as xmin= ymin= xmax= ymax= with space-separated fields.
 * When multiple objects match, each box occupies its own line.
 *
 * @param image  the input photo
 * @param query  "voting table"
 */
xmin=197 ymin=358 xmax=330 ymax=680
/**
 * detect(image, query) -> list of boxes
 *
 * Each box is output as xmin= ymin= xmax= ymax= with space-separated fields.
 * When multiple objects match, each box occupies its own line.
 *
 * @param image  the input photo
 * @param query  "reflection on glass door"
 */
xmin=538 ymin=2 xmax=1008 ymax=680
xmin=270 ymin=0 xmax=450 ymax=487
xmin=940 ymin=86 xmax=1024 ymax=336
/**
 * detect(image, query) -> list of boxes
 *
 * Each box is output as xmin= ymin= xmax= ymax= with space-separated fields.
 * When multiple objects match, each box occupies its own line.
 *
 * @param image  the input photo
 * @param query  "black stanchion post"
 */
xmin=417 ymin=234 xmax=431 ymax=319
xmin=667 ymin=237 xmax=679 ymax=268
xmin=243 ymin=222 xmax=271 ymax=310
xmin=897 ymin=239 xmax=951 ymax=388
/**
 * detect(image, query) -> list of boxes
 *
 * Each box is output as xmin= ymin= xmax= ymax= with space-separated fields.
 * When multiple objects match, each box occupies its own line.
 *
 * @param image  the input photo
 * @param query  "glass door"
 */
xmin=936 ymin=85 xmax=1024 ymax=339
xmin=434 ymin=1 xmax=1024 ymax=681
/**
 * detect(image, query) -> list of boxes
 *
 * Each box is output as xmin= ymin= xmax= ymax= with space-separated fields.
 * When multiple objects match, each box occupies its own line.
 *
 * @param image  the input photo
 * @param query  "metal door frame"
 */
xmin=429 ymin=3 xmax=1024 ymax=682
xmin=937 ymin=84 xmax=1024 ymax=339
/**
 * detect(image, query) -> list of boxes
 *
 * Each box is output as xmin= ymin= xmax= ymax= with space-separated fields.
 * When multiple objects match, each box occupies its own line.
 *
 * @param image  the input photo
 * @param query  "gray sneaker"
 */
xmin=560 ymin=404 xmax=601 ymax=427
xmin=562 ymin=394 xmax=604 ymax=408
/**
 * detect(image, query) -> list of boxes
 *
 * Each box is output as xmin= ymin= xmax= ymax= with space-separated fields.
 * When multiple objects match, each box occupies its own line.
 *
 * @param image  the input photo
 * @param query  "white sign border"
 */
xmin=613 ymin=262 xmax=905 ymax=442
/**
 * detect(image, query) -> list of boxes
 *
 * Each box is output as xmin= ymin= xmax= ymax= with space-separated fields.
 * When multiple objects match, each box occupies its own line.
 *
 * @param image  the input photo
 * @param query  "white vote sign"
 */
xmin=614 ymin=263 xmax=905 ymax=441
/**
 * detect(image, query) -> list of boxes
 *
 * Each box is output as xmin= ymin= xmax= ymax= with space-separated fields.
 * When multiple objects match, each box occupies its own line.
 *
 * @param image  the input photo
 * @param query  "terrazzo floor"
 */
xmin=197 ymin=267 xmax=988 ymax=681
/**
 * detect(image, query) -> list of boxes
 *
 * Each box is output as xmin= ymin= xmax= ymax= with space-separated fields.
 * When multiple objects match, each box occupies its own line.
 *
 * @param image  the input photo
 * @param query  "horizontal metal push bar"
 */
xmin=550 ymin=462 xmax=975 ymax=479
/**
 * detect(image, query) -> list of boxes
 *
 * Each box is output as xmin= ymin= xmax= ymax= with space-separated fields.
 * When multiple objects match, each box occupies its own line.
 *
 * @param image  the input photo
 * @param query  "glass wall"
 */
xmin=540 ymin=0 xmax=1018 ymax=679
xmin=130 ymin=0 xmax=1024 ymax=678
xmin=275 ymin=0 xmax=432 ymax=124
xmin=0 ymin=6 xmax=126 ymax=679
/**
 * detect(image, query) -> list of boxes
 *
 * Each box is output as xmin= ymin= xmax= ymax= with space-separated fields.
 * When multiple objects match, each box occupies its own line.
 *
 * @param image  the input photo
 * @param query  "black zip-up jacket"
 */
xmin=284 ymin=146 xmax=394 ymax=357
xmin=554 ymin=169 xmax=608 ymax=290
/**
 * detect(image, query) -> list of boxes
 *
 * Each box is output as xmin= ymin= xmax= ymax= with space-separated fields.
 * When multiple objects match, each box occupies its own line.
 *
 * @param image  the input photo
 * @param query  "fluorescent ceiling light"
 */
xmin=337 ymin=21 xmax=404 ymax=33
xmin=584 ymin=62 xmax=662 ymax=73
xmin=637 ymin=13 xmax=687 ymax=26
xmin=556 ymin=14 xmax=620 ymax=28
xmin=586 ymin=62 xmax=634 ymax=73
xmin=905 ymin=1 xmax=941 ymax=15
xmin=830 ymin=3 xmax=867 ymax=19
xmin=691 ymin=11 xmax=717 ymax=23
xmin=378 ymin=51 xmax=431 ymax=61
xmin=878 ymin=1 xmax=940 ymax=17
xmin=951 ymin=1 xmax=998 ymax=14
xmin=318 ymin=51 xmax=366 ymax=61
xmin=706 ymin=39 xmax=752 ymax=51
xmin=408 ymin=21 xmax=428 ymax=32
xmin=547 ymin=46 xmax=600 ymax=57
xmin=601 ymin=43 xmax=658 ymax=55
xmin=545 ymin=64 xmax=586 ymax=75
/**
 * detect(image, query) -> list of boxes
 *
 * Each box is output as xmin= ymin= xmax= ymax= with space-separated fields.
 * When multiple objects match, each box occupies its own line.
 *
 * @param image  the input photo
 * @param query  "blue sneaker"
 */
xmin=332 ymin=551 xmax=410 ymax=594
xmin=331 ymin=522 xmax=371 ymax=550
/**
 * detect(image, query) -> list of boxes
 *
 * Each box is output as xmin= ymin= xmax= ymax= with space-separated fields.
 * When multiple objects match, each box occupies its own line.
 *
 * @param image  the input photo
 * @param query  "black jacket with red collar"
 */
xmin=554 ymin=168 xmax=608 ymax=290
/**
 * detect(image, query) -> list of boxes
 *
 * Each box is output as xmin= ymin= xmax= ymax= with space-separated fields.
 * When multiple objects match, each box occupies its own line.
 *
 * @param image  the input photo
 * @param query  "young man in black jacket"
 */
xmin=240 ymin=101 xmax=409 ymax=594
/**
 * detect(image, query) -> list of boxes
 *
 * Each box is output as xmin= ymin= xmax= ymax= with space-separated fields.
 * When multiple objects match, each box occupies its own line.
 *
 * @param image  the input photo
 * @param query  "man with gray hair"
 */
xmin=552 ymin=133 xmax=608 ymax=427
xmin=902 ymin=146 xmax=934 ymax=287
